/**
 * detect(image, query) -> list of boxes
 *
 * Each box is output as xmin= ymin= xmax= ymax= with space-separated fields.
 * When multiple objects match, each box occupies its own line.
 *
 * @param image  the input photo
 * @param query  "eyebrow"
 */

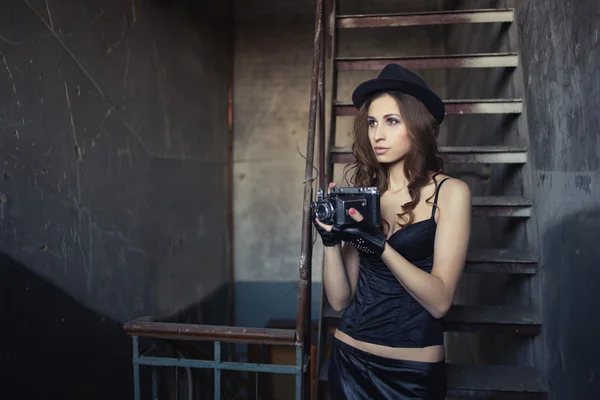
xmin=367 ymin=113 xmax=401 ymax=119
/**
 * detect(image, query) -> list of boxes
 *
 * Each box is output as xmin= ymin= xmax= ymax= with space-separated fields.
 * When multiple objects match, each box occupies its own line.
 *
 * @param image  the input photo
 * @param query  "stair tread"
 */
xmin=337 ymin=9 xmax=514 ymax=29
xmin=314 ymin=195 xmax=530 ymax=207
xmin=467 ymin=248 xmax=537 ymax=274
xmin=336 ymin=52 xmax=519 ymax=61
xmin=336 ymin=53 xmax=518 ymax=70
xmin=471 ymin=196 xmax=531 ymax=206
xmin=337 ymin=8 xmax=515 ymax=19
xmin=331 ymin=145 xmax=528 ymax=164
xmin=445 ymin=305 xmax=540 ymax=325
xmin=319 ymin=358 xmax=547 ymax=395
xmin=447 ymin=364 xmax=548 ymax=394
xmin=331 ymin=145 xmax=528 ymax=153
xmin=312 ymin=192 xmax=530 ymax=209
xmin=335 ymin=99 xmax=521 ymax=106
xmin=335 ymin=100 xmax=523 ymax=116
xmin=466 ymin=249 xmax=537 ymax=274
xmin=325 ymin=304 xmax=540 ymax=326
xmin=467 ymin=248 xmax=538 ymax=264
xmin=316 ymin=248 xmax=535 ymax=274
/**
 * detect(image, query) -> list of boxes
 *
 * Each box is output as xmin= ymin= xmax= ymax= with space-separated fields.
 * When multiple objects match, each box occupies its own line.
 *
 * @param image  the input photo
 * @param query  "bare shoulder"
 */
xmin=436 ymin=175 xmax=471 ymax=212
xmin=439 ymin=175 xmax=470 ymax=197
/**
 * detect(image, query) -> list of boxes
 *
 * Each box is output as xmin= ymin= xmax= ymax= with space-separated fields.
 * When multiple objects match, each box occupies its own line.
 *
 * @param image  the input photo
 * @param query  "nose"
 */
xmin=373 ymin=124 xmax=386 ymax=142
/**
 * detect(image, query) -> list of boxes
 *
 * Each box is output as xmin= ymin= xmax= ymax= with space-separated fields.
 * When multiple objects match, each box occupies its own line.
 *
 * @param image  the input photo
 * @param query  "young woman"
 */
xmin=314 ymin=64 xmax=472 ymax=399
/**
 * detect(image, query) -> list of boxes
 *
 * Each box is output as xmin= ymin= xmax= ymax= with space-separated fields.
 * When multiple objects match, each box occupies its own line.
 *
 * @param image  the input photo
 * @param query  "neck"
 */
xmin=386 ymin=160 xmax=409 ymax=192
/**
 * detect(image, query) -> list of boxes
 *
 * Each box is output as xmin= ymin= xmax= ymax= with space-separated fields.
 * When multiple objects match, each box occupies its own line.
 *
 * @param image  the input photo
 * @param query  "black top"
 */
xmin=337 ymin=177 xmax=450 ymax=348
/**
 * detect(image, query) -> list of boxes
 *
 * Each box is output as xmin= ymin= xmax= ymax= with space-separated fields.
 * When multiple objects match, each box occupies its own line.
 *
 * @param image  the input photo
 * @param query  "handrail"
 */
xmin=124 ymin=317 xmax=297 ymax=346
xmin=314 ymin=1 xmax=335 ymax=398
xmin=296 ymin=0 xmax=325 ymax=350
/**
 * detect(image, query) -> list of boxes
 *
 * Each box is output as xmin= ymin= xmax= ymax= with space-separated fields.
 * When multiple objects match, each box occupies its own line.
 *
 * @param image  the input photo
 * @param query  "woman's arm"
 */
xmin=321 ymin=241 xmax=360 ymax=312
xmin=381 ymin=179 xmax=471 ymax=319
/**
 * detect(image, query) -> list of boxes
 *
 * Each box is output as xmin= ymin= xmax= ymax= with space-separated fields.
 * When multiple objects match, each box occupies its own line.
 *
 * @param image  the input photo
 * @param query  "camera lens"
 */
xmin=314 ymin=201 xmax=334 ymax=223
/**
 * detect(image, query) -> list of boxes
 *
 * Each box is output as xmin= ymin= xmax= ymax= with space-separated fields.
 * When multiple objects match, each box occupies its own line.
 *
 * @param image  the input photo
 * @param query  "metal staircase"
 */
xmin=314 ymin=2 xmax=548 ymax=399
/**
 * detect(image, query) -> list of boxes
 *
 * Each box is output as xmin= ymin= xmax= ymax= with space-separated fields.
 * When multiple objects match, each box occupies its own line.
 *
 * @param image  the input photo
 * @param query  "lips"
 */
xmin=374 ymin=147 xmax=390 ymax=155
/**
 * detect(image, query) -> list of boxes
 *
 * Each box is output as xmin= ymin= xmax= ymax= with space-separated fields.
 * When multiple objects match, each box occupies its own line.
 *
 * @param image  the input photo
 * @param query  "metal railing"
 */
xmin=124 ymin=317 xmax=302 ymax=399
xmin=122 ymin=0 xmax=327 ymax=398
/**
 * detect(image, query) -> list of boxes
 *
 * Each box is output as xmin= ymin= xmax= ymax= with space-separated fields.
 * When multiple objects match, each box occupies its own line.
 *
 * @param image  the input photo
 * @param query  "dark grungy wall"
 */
xmin=0 ymin=0 xmax=231 ymax=398
xmin=517 ymin=0 xmax=600 ymax=398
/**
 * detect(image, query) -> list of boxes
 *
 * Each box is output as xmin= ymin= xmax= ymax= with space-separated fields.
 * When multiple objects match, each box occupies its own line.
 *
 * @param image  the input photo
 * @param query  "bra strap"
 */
xmin=431 ymin=177 xmax=451 ymax=219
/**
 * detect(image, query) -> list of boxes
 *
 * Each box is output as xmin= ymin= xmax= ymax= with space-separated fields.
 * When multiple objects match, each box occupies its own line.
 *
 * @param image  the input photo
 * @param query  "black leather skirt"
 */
xmin=328 ymin=338 xmax=446 ymax=400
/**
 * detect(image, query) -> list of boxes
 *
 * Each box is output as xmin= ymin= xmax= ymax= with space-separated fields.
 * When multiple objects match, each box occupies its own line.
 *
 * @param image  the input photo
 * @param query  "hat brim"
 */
xmin=351 ymin=77 xmax=445 ymax=124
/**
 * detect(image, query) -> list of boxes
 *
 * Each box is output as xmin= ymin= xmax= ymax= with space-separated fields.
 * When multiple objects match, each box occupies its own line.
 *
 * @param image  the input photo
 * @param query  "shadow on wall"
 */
xmin=0 ymin=252 xmax=233 ymax=399
xmin=0 ymin=252 xmax=132 ymax=399
xmin=542 ymin=208 xmax=600 ymax=399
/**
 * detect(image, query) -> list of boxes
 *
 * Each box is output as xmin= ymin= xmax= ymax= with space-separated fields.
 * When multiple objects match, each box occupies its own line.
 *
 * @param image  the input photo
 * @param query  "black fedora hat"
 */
xmin=351 ymin=63 xmax=445 ymax=124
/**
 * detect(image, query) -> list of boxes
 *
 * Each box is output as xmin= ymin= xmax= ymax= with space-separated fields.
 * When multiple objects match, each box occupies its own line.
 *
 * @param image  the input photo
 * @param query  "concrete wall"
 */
xmin=233 ymin=0 xmax=447 ymax=330
xmin=517 ymin=0 xmax=600 ymax=398
xmin=233 ymin=0 xmax=319 ymax=330
xmin=0 ymin=0 xmax=230 ymax=398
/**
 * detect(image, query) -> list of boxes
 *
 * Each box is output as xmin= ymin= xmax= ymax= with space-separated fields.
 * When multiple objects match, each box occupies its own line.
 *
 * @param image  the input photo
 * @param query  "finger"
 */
xmin=328 ymin=181 xmax=336 ymax=194
xmin=348 ymin=208 xmax=364 ymax=222
xmin=315 ymin=218 xmax=333 ymax=232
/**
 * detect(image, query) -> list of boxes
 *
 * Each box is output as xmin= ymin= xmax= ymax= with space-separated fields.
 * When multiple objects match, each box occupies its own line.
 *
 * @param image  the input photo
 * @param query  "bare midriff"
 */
xmin=334 ymin=329 xmax=445 ymax=362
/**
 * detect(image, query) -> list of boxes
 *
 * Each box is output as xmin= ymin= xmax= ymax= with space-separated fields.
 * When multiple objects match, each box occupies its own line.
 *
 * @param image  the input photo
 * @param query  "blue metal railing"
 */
xmin=124 ymin=317 xmax=304 ymax=399
xmin=128 ymin=334 xmax=303 ymax=399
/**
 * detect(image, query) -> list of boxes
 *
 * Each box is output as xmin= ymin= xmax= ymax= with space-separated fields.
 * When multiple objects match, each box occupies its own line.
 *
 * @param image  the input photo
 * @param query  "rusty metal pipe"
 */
xmin=123 ymin=319 xmax=297 ymax=346
xmin=318 ymin=14 xmax=327 ymax=191
xmin=296 ymin=0 xmax=324 ymax=346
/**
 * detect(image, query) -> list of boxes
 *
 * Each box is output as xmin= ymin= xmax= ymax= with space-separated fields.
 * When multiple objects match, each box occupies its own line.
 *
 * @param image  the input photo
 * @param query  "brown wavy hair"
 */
xmin=343 ymin=92 xmax=444 ymax=235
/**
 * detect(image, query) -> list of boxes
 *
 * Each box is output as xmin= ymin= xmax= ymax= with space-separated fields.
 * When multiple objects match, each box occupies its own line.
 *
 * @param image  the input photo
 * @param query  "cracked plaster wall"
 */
xmin=517 ymin=0 xmax=600 ymax=398
xmin=0 ymin=0 xmax=230 ymax=325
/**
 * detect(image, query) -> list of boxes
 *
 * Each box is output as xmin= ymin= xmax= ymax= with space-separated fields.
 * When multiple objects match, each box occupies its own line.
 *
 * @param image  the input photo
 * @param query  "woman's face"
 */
xmin=367 ymin=94 xmax=411 ymax=164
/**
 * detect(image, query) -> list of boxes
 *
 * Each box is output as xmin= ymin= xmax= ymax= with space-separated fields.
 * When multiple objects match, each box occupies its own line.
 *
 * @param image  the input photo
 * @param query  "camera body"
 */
xmin=311 ymin=186 xmax=380 ymax=227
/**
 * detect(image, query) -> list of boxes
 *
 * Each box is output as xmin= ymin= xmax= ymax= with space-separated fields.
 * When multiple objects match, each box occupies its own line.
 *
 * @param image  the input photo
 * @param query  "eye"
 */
xmin=387 ymin=118 xmax=400 ymax=125
xmin=368 ymin=119 xmax=377 ymax=127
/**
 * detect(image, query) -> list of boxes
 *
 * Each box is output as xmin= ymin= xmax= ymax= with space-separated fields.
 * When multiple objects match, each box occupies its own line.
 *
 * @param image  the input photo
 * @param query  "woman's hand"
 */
xmin=313 ymin=182 xmax=343 ymax=247
xmin=313 ymin=218 xmax=341 ymax=246
xmin=316 ymin=207 xmax=387 ymax=257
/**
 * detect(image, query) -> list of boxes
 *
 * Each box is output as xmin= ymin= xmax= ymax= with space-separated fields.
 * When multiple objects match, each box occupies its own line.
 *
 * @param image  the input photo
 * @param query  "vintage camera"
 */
xmin=311 ymin=186 xmax=380 ymax=227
